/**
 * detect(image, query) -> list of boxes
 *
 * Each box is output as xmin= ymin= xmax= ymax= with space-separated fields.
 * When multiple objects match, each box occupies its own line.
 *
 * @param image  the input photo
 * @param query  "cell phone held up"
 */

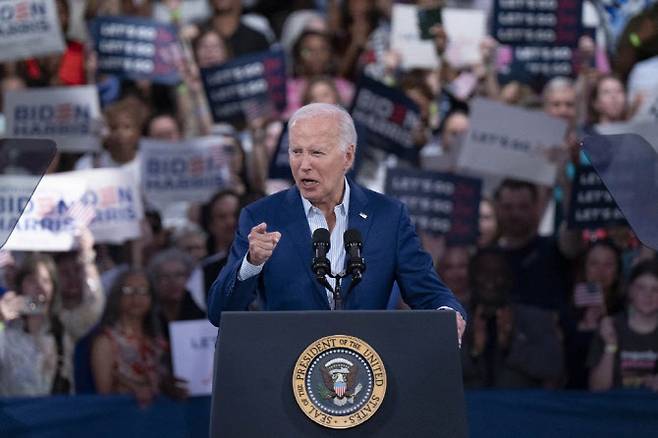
xmin=417 ymin=7 xmax=442 ymax=40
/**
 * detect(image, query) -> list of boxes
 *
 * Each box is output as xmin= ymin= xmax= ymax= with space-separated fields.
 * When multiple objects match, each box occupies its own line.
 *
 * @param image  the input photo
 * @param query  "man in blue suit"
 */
xmin=208 ymin=103 xmax=466 ymax=339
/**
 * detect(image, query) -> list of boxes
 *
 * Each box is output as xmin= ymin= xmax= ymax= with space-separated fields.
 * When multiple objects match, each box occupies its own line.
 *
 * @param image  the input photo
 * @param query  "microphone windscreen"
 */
xmin=343 ymin=229 xmax=362 ymax=246
xmin=312 ymin=228 xmax=331 ymax=245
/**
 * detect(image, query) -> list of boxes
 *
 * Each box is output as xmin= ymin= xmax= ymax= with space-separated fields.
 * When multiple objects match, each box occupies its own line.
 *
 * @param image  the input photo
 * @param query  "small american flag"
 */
xmin=573 ymin=282 xmax=604 ymax=308
xmin=209 ymin=143 xmax=229 ymax=168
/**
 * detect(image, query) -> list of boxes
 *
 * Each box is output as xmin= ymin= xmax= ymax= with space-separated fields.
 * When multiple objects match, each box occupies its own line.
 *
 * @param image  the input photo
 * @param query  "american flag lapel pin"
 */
xmin=359 ymin=212 xmax=368 ymax=219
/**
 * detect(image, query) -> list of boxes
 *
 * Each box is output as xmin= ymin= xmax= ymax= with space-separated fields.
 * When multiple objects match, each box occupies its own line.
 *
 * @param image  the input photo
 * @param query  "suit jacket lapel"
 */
xmin=342 ymin=180 xmax=374 ymax=303
xmin=281 ymin=186 xmax=331 ymax=309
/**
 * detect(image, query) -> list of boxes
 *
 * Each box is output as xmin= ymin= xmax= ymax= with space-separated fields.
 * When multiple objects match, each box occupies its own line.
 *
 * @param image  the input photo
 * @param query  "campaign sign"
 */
xmin=385 ymin=168 xmax=481 ymax=244
xmin=201 ymin=49 xmax=287 ymax=125
xmin=456 ymin=98 xmax=567 ymax=186
xmin=169 ymin=319 xmax=218 ymax=396
xmin=0 ymin=0 xmax=65 ymax=62
xmin=442 ymin=8 xmax=487 ymax=68
xmin=3 ymin=173 xmax=88 ymax=251
xmin=81 ymin=167 xmax=144 ymax=244
xmin=391 ymin=4 xmax=440 ymax=70
xmin=4 ymin=86 xmax=102 ymax=153
xmin=567 ymin=164 xmax=626 ymax=229
xmin=90 ymin=16 xmax=181 ymax=85
xmin=141 ymin=137 xmax=231 ymax=209
xmin=493 ymin=0 xmax=583 ymax=83
xmin=349 ymin=76 xmax=422 ymax=162
xmin=267 ymin=122 xmax=292 ymax=181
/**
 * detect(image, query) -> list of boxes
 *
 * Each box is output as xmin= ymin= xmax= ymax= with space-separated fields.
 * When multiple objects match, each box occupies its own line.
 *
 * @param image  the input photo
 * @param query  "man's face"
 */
xmin=289 ymin=116 xmax=355 ymax=208
xmin=543 ymin=87 xmax=576 ymax=123
xmin=495 ymin=187 xmax=538 ymax=241
xmin=211 ymin=0 xmax=237 ymax=14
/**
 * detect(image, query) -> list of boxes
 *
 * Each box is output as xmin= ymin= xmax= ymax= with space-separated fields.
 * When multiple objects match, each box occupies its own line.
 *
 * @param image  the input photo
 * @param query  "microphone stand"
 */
xmin=327 ymin=272 xmax=347 ymax=310
xmin=327 ymin=271 xmax=363 ymax=311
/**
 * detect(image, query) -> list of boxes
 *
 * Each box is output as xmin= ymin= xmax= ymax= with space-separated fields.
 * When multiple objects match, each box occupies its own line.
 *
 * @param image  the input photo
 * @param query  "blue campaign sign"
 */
xmin=349 ymin=76 xmax=421 ymax=163
xmin=567 ymin=163 xmax=627 ymax=230
xmin=385 ymin=168 xmax=482 ymax=245
xmin=493 ymin=0 xmax=583 ymax=87
xmin=201 ymin=48 xmax=287 ymax=126
xmin=268 ymin=122 xmax=292 ymax=181
xmin=90 ymin=16 xmax=181 ymax=85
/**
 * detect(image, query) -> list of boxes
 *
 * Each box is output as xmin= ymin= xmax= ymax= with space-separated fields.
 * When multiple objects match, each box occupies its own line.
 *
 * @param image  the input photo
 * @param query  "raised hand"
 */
xmin=247 ymin=223 xmax=281 ymax=266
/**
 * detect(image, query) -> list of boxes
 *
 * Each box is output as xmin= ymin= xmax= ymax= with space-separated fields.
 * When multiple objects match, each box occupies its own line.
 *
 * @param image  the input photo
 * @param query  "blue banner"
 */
xmin=349 ymin=76 xmax=421 ymax=162
xmin=201 ymin=49 xmax=287 ymax=125
xmin=90 ymin=16 xmax=181 ymax=85
xmin=385 ymin=168 xmax=481 ymax=244
xmin=267 ymin=122 xmax=293 ymax=181
xmin=493 ymin=0 xmax=583 ymax=86
xmin=567 ymin=164 xmax=627 ymax=230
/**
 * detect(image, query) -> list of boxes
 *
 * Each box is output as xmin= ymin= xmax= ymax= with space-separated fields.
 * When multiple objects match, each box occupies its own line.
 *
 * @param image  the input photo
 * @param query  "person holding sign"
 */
xmin=208 ymin=103 xmax=466 ymax=341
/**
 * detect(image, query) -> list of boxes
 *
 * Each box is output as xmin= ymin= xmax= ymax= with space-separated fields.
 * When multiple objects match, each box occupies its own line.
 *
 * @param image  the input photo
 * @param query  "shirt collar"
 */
xmin=300 ymin=177 xmax=350 ymax=218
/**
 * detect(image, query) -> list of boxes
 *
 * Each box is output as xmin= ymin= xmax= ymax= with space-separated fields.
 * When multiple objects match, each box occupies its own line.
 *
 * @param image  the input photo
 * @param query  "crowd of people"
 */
xmin=0 ymin=0 xmax=658 ymax=406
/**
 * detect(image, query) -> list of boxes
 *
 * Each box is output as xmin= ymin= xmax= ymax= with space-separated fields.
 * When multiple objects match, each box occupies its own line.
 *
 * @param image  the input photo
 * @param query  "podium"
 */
xmin=210 ymin=310 xmax=467 ymax=437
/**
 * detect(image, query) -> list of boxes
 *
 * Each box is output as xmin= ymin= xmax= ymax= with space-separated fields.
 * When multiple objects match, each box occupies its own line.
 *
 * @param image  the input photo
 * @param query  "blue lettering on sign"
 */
xmin=190 ymin=336 xmax=217 ymax=349
xmin=0 ymin=2 xmax=47 ymax=21
xmin=14 ymin=104 xmax=91 ymax=122
xmin=0 ymin=196 xmax=33 ymax=214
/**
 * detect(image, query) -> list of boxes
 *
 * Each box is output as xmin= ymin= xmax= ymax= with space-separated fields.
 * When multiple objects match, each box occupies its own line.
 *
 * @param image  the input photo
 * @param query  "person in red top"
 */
xmin=20 ymin=0 xmax=85 ymax=87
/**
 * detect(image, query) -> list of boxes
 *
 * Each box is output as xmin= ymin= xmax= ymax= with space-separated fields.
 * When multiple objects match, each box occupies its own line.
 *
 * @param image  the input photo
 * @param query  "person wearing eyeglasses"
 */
xmin=90 ymin=269 xmax=169 ymax=407
xmin=147 ymin=248 xmax=205 ymax=339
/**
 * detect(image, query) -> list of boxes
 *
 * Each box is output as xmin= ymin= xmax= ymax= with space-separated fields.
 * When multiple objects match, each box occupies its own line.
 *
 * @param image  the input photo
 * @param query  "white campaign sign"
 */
xmin=169 ymin=319 xmax=217 ymax=396
xmin=5 ymin=86 xmax=102 ymax=153
xmin=391 ymin=4 xmax=440 ymax=70
xmin=0 ymin=0 xmax=66 ymax=62
xmin=3 ymin=173 xmax=86 ymax=251
xmin=457 ymin=98 xmax=568 ymax=186
xmin=140 ymin=136 xmax=231 ymax=210
xmin=4 ymin=166 xmax=143 ymax=249
xmin=442 ymin=8 xmax=486 ymax=68
xmin=78 ymin=166 xmax=144 ymax=244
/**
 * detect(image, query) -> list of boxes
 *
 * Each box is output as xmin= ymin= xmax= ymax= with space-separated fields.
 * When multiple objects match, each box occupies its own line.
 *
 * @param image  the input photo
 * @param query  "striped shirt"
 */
xmin=238 ymin=179 xmax=351 ymax=309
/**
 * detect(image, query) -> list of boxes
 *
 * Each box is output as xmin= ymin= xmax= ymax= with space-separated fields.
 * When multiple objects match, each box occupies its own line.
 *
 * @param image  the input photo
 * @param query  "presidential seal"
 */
xmin=292 ymin=335 xmax=387 ymax=429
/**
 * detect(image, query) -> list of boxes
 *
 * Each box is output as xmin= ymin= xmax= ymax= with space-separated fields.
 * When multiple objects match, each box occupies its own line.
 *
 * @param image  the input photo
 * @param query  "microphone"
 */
xmin=311 ymin=228 xmax=333 ymax=291
xmin=344 ymin=229 xmax=366 ymax=281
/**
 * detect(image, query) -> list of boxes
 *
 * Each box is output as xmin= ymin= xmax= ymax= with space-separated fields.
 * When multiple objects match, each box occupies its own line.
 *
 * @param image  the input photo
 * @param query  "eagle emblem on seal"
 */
xmin=320 ymin=358 xmax=363 ymax=406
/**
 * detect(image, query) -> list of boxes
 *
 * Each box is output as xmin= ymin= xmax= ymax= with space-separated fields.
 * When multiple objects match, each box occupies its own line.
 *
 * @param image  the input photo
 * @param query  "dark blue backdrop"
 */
xmin=1 ymin=390 xmax=657 ymax=437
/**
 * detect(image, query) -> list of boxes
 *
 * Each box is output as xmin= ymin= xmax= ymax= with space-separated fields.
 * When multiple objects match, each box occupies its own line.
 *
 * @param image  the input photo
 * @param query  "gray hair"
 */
xmin=288 ymin=103 xmax=357 ymax=152
xmin=542 ymin=76 xmax=575 ymax=101
xmin=172 ymin=222 xmax=207 ymax=247
xmin=146 ymin=247 xmax=195 ymax=285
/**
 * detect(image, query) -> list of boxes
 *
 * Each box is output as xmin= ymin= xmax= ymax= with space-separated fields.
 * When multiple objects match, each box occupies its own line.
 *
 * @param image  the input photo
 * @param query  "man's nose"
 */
xmin=299 ymin=153 xmax=312 ymax=171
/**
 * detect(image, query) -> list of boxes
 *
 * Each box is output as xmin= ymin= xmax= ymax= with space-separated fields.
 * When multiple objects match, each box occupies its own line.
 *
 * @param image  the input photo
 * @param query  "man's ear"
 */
xmin=345 ymin=144 xmax=356 ymax=170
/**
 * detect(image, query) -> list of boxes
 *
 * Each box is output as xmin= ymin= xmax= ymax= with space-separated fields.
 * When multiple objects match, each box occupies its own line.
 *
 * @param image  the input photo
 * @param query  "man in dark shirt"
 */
xmin=207 ymin=0 xmax=271 ymax=57
xmin=493 ymin=179 xmax=577 ymax=312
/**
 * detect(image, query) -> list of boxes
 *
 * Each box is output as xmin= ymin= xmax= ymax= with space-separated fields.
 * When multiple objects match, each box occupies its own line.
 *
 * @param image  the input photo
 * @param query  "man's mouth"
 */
xmin=301 ymin=178 xmax=319 ymax=187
